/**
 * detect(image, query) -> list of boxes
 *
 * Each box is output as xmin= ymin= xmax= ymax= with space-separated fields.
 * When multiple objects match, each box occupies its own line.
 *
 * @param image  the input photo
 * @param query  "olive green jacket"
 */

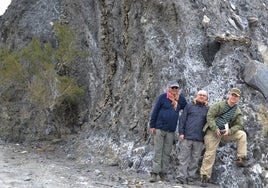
xmin=203 ymin=100 xmax=243 ymax=135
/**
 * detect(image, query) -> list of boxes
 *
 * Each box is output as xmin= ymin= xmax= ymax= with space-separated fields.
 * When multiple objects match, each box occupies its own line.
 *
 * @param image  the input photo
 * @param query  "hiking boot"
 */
xmin=176 ymin=176 xmax=187 ymax=184
xmin=187 ymin=177 xmax=195 ymax=185
xmin=200 ymin=175 xmax=208 ymax=187
xmin=236 ymin=157 xmax=248 ymax=167
xmin=149 ymin=173 xmax=157 ymax=183
xmin=159 ymin=173 xmax=169 ymax=182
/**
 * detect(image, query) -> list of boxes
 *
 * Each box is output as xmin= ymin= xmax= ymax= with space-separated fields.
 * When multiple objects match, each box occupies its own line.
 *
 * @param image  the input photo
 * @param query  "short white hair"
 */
xmin=197 ymin=90 xmax=208 ymax=96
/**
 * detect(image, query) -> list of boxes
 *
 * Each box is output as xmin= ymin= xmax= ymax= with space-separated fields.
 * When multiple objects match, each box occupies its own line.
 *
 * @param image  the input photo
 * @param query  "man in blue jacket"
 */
xmin=176 ymin=90 xmax=209 ymax=185
xmin=149 ymin=82 xmax=187 ymax=182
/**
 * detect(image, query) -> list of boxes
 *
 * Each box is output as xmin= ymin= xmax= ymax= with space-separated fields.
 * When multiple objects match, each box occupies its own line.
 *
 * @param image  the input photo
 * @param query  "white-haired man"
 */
xmin=176 ymin=90 xmax=209 ymax=185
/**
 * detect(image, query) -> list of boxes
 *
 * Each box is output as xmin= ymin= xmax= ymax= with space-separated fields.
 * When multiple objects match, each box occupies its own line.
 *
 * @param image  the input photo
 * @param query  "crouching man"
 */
xmin=200 ymin=88 xmax=248 ymax=187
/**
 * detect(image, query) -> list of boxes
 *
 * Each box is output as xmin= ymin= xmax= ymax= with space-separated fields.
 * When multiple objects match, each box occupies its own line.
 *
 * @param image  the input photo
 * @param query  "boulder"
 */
xmin=243 ymin=60 xmax=268 ymax=98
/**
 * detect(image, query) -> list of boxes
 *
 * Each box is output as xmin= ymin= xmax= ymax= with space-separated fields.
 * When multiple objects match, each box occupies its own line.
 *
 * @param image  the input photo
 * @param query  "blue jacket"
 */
xmin=150 ymin=93 xmax=187 ymax=132
xmin=178 ymin=101 xmax=209 ymax=142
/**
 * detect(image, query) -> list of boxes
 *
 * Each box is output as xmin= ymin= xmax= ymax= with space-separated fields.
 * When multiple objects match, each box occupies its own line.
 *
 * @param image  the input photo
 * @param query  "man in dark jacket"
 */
xmin=149 ymin=82 xmax=187 ymax=182
xmin=176 ymin=90 xmax=209 ymax=185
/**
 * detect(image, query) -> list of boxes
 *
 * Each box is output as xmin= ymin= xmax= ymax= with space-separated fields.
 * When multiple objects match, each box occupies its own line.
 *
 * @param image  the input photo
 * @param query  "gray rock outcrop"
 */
xmin=0 ymin=0 xmax=268 ymax=187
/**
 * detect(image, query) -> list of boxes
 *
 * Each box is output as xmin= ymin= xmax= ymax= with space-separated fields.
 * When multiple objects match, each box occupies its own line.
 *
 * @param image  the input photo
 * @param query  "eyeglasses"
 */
xmin=198 ymin=94 xmax=207 ymax=97
xmin=171 ymin=86 xmax=179 ymax=89
xmin=231 ymin=93 xmax=239 ymax=97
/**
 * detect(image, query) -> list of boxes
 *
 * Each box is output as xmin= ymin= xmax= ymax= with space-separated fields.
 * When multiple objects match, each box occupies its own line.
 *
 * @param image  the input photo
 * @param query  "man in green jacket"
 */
xmin=200 ymin=88 xmax=248 ymax=187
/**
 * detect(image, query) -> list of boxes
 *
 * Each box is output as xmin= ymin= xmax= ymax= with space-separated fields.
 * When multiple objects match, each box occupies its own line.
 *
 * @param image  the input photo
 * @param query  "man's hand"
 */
xmin=179 ymin=134 xmax=184 ymax=141
xmin=150 ymin=128 xmax=156 ymax=135
xmin=222 ymin=129 xmax=229 ymax=136
xmin=216 ymin=129 xmax=229 ymax=137
xmin=216 ymin=130 xmax=222 ymax=137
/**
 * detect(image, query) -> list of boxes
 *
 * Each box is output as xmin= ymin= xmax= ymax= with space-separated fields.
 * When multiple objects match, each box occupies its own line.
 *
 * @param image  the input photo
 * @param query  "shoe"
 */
xmin=159 ymin=173 xmax=169 ymax=182
xmin=200 ymin=175 xmax=208 ymax=187
xmin=187 ymin=177 xmax=195 ymax=185
xmin=236 ymin=157 xmax=248 ymax=167
xmin=176 ymin=176 xmax=187 ymax=184
xmin=149 ymin=173 xmax=157 ymax=183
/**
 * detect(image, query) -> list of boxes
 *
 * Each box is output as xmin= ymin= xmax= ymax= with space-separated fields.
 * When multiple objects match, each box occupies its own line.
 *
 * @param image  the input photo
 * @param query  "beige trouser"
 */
xmin=200 ymin=129 xmax=247 ymax=178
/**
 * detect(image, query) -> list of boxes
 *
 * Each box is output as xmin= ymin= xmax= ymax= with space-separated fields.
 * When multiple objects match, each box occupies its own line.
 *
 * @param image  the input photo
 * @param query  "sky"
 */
xmin=0 ymin=0 xmax=11 ymax=15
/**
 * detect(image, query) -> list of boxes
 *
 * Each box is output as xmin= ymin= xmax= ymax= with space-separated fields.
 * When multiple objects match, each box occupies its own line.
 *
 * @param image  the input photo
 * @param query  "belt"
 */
xmin=161 ymin=129 xmax=174 ymax=133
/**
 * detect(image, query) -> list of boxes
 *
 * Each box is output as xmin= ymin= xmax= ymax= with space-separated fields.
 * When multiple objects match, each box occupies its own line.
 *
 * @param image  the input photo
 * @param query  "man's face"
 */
xmin=170 ymin=86 xmax=179 ymax=94
xmin=196 ymin=93 xmax=207 ymax=103
xmin=229 ymin=93 xmax=240 ymax=104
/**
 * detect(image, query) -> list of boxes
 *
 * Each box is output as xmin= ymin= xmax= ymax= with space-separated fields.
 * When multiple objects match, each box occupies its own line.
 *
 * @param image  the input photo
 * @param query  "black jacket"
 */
xmin=178 ymin=101 xmax=209 ymax=141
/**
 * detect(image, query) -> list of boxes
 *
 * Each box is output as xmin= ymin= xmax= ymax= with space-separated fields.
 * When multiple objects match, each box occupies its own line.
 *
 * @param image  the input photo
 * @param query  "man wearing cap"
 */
xmin=200 ymin=88 xmax=248 ymax=187
xmin=149 ymin=82 xmax=187 ymax=183
xmin=176 ymin=90 xmax=209 ymax=185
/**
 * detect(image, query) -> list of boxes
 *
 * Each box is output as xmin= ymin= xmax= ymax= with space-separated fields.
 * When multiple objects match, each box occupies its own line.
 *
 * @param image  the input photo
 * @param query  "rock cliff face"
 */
xmin=0 ymin=0 xmax=268 ymax=187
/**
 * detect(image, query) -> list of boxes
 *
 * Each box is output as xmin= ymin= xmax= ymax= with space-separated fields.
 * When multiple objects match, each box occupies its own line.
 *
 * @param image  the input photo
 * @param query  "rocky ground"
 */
xmin=0 ymin=139 xmax=221 ymax=188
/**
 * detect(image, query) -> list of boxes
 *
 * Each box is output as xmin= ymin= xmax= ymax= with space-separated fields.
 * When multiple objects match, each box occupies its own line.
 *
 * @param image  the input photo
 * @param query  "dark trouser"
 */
xmin=177 ymin=139 xmax=203 ymax=179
